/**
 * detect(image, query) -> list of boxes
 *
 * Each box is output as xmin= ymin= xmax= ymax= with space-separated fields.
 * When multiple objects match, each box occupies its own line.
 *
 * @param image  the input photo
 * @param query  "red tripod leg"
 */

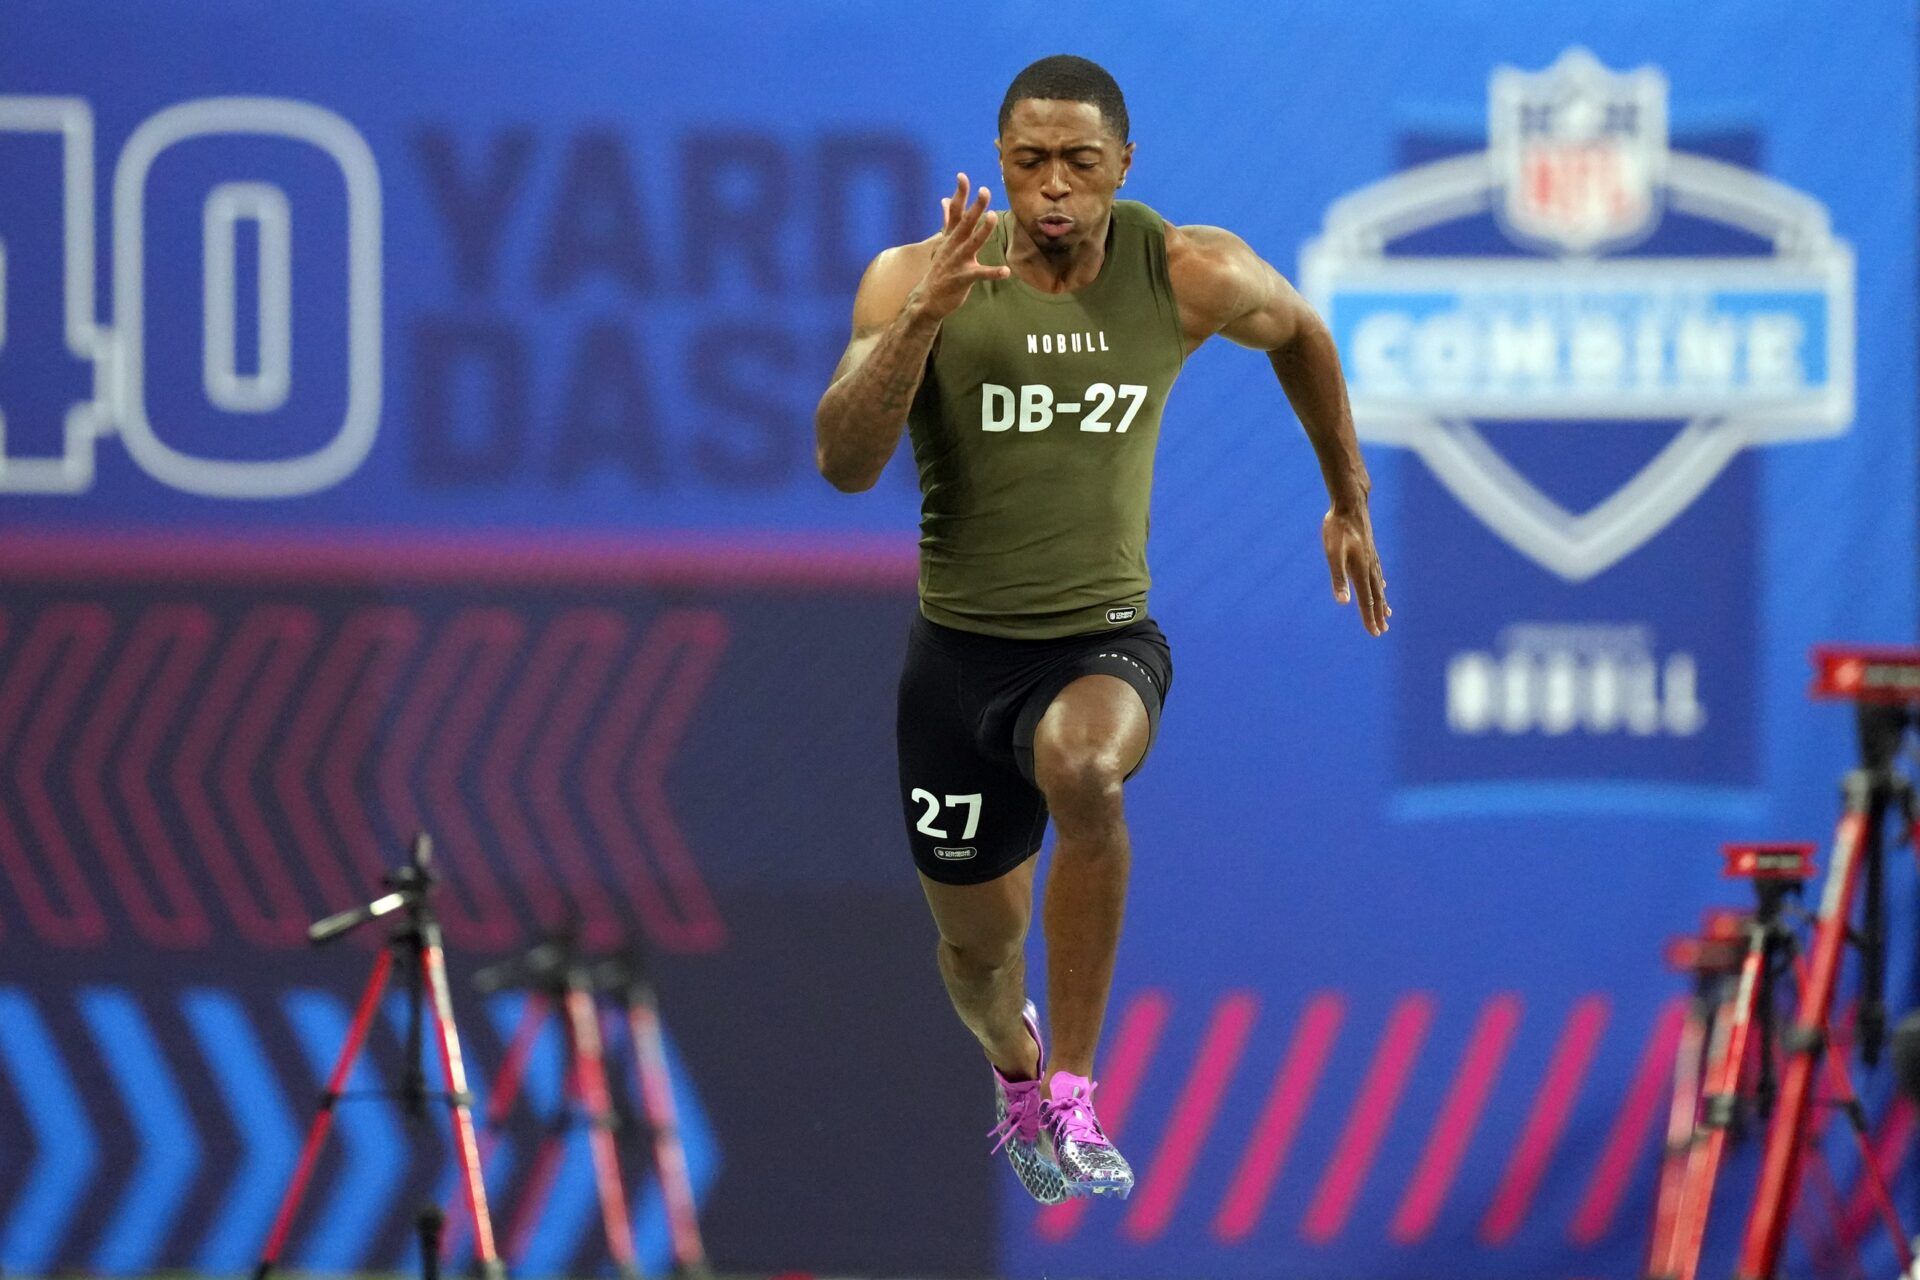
xmin=422 ymin=933 xmax=504 ymax=1277
xmin=1736 ymin=810 xmax=1872 ymax=1280
xmin=443 ymin=992 xmax=549 ymax=1261
xmin=627 ymin=987 xmax=708 ymax=1274
xmin=254 ymin=948 xmax=394 ymax=1280
xmin=1666 ymin=929 xmax=1767 ymax=1280
xmin=564 ymin=984 xmax=640 ymax=1278
xmin=1648 ymin=995 xmax=1712 ymax=1276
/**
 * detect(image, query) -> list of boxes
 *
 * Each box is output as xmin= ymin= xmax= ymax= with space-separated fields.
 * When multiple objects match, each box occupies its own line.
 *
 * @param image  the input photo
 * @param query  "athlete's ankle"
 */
xmin=985 ymin=1015 xmax=1043 ymax=1081
xmin=1044 ymin=1060 xmax=1096 ymax=1090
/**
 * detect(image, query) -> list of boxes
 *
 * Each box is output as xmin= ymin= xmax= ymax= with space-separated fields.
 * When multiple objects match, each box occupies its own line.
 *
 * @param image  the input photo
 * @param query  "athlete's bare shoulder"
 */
xmin=1163 ymin=222 xmax=1311 ymax=353
xmin=850 ymin=237 xmax=940 ymax=332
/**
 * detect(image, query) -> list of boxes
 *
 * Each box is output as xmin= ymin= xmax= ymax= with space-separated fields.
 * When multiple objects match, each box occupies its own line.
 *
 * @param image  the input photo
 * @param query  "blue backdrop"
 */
xmin=0 ymin=2 xmax=1914 ymax=1278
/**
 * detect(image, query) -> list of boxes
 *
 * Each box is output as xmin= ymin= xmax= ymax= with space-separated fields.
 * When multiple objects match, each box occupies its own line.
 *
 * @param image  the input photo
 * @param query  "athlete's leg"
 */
xmin=919 ymin=858 xmax=1041 ymax=1079
xmin=1031 ymin=673 xmax=1150 ymax=1083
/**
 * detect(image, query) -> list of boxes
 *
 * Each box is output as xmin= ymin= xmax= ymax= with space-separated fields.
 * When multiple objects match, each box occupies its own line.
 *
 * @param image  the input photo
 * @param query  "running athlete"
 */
xmin=814 ymin=55 xmax=1389 ymax=1203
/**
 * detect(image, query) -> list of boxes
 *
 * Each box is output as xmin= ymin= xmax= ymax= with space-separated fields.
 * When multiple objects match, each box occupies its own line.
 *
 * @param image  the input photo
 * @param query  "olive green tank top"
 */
xmin=907 ymin=200 xmax=1185 ymax=639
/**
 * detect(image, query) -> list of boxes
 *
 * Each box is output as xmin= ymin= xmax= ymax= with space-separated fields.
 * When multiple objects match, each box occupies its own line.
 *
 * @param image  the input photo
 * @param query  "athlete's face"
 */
xmin=996 ymin=99 xmax=1133 ymax=257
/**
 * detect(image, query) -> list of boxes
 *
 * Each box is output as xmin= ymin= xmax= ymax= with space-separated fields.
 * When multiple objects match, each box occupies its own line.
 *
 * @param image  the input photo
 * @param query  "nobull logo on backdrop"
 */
xmin=0 ymin=93 xmax=925 ymax=500
xmin=1302 ymin=49 xmax=1856 ymax=797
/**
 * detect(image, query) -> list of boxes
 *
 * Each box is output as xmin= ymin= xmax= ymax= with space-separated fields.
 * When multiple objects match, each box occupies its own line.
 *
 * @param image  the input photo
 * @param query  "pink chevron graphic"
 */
xmin=320 ymin=609 xmax=425 ymax=910
xmin=1213 ymin=992 xmax=1345 ymax=1243
xmin=628 ymin=610 xmax=730 ymax=949
xmin=1036 ymin=989 xmax=1172 ymax=1243
xmin=1568 ymin=996 xmax=1686 ymax=1244
xmin=1833 ymin=1097 xmax=1915 ymax=1256
xmin=273 ymin=612 xmax=396 ymax=928
xmin=495 ymin=611 xmax=629 ymax=945
xmin=75 ymin=605 xmax=218 ymax=947
xmin=378 ymin=610 xmax=522 ymax=948
xmin=1799 ymin=1144 xmax=1851 ymax=1273
xmin=583 ymin=610 xmax=730 ymax=952
xmin=0 ymin=595 xmax=738 ymax=952
xmin=1301 ymin=993 xmax=1435 ymax=1243
xmin=218 ymin=608 xmax=323 ymax=946
xmin=1392 ymin=993 xmax=1523 ymax=1243
xmin=0 ymin=605 xmax=112 ymax=946
xmin=1481 ymin=995 xmax=1611 ymax=1244
xmin=1126 ymin=991 xmax=1259 ymax=1242
xmin=180 ymin=611 xmax=305 ymax=946
xmin=419 ymin=609 xmax=525 ymax=948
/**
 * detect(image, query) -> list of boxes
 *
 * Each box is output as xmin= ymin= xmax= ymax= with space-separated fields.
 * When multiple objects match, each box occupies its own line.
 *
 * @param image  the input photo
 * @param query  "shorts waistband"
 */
xmin=912 ymin=611 xmax=1161 ymax=661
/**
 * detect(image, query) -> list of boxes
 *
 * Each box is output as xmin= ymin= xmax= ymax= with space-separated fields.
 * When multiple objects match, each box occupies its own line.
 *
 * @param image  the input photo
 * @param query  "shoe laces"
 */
xmin=1043 ymin=1080 xmax=1110 ymax=1148
xmin=988 ymin=1080 xmax=1045 ymax=1154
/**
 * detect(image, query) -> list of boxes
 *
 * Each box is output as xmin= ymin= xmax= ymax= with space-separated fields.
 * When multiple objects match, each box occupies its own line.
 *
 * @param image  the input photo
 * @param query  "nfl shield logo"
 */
xmin=1490 ymin=47 xmax=1667 ymax=253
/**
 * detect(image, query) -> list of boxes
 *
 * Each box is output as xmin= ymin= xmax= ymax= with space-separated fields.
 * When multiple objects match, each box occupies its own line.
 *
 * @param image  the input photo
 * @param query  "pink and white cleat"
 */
xmin=1042 ymin=1071 xmax=1134 ymax=1199
xmin=988 ymin=1001 xmax=1069 ymax=1205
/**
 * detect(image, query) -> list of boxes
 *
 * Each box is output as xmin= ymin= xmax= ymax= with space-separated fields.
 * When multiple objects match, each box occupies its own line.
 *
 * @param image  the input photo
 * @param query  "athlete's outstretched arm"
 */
xmin=1170 ymin=224 xmax=1391 ymax=636
xmin=814 ymin=173 xmax=1011 ymax=493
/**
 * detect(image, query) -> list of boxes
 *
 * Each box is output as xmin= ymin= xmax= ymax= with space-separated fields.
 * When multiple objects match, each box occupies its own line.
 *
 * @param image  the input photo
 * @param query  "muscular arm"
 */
xmin=1169 ymin=223 xmax=1390 ymax=634
xmin=813 ymin=244 xmax=939 ymax=493
xmin=1171 ymin=224 xmax=1370 ymax=508
xmin=815 ymin=176 xmax=1011 ymax=493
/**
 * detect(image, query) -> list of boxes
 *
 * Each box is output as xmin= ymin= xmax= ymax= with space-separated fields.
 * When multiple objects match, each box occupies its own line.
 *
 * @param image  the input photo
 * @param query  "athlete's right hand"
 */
xmin=910 ymin=173 xmax=1012 ymax=321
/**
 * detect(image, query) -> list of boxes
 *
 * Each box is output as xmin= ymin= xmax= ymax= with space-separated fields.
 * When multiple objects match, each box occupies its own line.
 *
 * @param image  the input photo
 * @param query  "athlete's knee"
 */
xmin=1034 ymin=744 xmax=1128 ymax=833
xmin=937 ymin=930 xmax=1023 ymax=983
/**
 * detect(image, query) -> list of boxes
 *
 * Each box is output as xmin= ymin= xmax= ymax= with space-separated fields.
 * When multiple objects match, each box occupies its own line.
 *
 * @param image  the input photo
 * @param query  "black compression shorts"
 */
xmin=896 ymin=612 xmax=1173 ymax=885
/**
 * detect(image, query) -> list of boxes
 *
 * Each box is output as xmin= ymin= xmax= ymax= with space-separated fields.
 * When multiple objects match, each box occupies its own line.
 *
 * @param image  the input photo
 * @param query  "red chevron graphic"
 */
xmin=379 ymin=610 xmax=521 ymax=948
xmin=491 ymin=611 xmax=629 ymax=945
xmin=0 ymin=605 xmax=112 ymax=946
xmin=320 ymin=609 xmax=426 ymax=915
xmin=1392 ymin=993 xmax=1523 ymax=1243
xmin=628 ymin=610 xmax=729 ymax=950
xmin=1481 ymin=995 xmax=1610 ymax=1244
xmin=1126 ymin=991 xmax=1259 ymax=1242
xmin=273 ymin=612 xmax=393 ymax=929
xmin=74 ymin=605 xmax=217 ymax=947
xmin=1568 ymin=996 xmax=1686 ymax=1245
xmin=0 ymin=594 xmax=736 ymax=953
xmin=583 ymin=610 xmax=729 ymax=953
xmin=1036 ymin=989 xmax=1172 ymax=1243
xmin=1302 ymin=994 xmax=1435 ymax=1243
xmin=220 ymin=608 xmax=322 ymax=945
xmin=419 ymin=609 xmax=524 ymax=948
xmin=177 ymin=608 xmax=316 ymax=946
xmin=1214 ymin=992 xmax=1345 ymax=1243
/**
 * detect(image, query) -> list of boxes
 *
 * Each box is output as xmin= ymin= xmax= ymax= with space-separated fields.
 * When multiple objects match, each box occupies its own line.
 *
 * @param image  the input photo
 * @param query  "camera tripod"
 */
xmin=1651 ymin=844 xmax=1907 ymax=1279
xmin=450 ymin=938 xmax=710 ymax=1280
xmin=254 ymin=833 xmax=505 ymax=1280
xmin=1651 ymin=645 xmax=1920 ymax=1280
xmin=1728 ymin=648 xmax=1920 ymax=1280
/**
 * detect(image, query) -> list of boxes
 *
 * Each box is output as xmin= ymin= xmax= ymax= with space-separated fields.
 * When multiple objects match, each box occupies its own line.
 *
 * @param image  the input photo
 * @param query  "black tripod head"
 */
xmin=590 ymin=938 xmax=657 ymax=1001
xmin=308 ymin=831 xmax=437 ymax=946
xmin=1723 ymin=842 xmax=1814 ymax=924
xmin=473 ymin=926 xmax=581 ymax=995
xmin=1811 ymin=646 xmax=1920 ymax=775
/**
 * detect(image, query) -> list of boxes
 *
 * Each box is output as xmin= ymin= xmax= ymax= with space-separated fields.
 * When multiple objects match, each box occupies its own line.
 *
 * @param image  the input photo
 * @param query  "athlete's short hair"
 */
xmin=998 ymin=55 xmax=1129 ymax=142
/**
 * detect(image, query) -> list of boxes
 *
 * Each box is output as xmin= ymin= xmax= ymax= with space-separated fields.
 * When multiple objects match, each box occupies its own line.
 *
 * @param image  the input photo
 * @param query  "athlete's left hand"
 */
xmin=1324 ymin=506 xmax=1390 ymax=636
